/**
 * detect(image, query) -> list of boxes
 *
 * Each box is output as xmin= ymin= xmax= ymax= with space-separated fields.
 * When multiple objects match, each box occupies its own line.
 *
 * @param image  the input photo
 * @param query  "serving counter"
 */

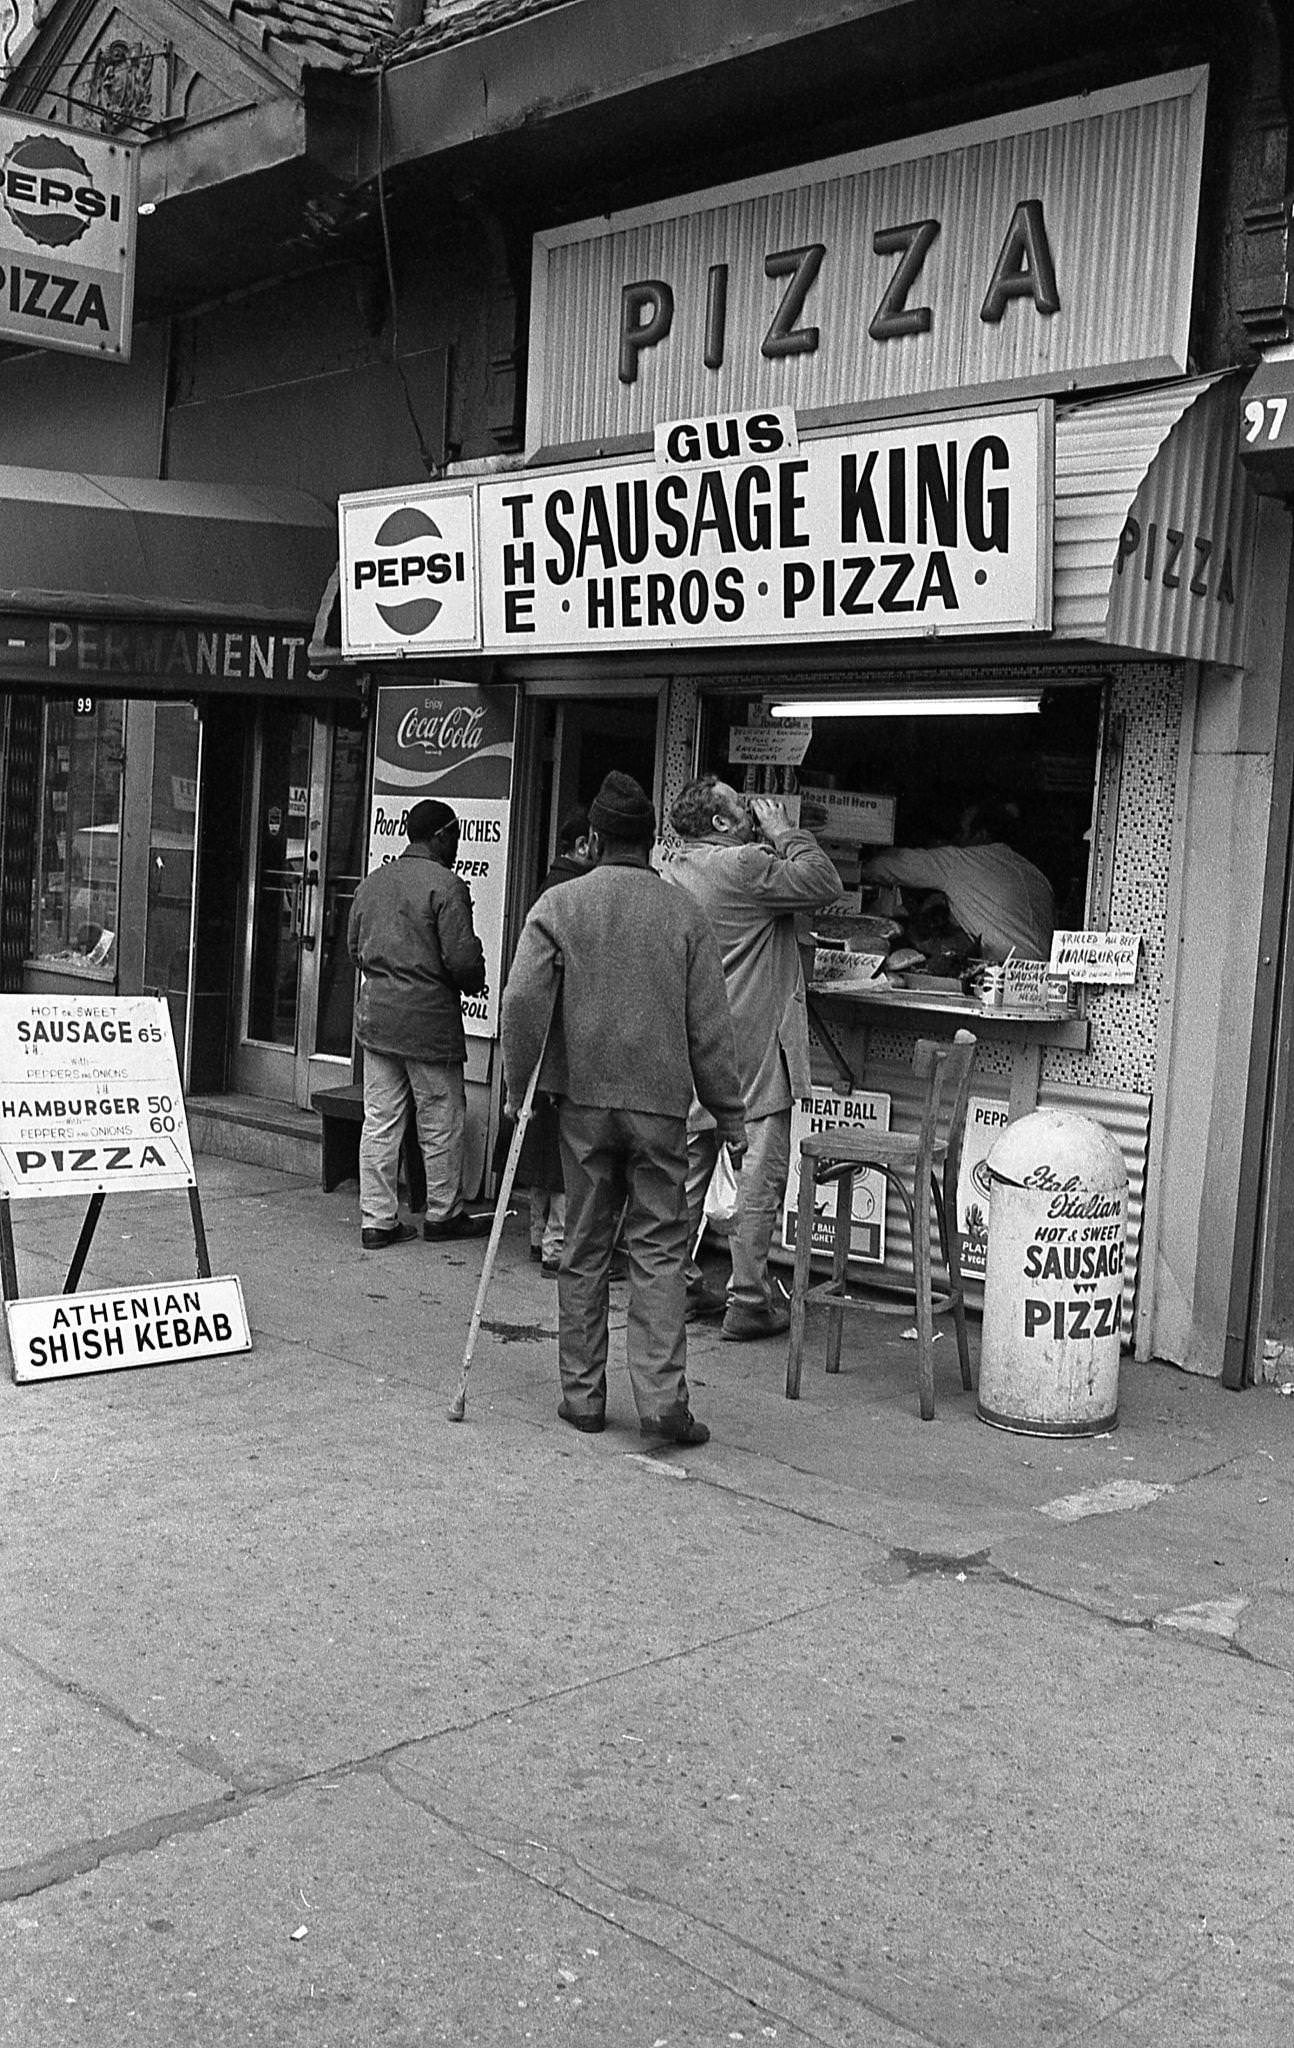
xmin=807 ymin=982 xmax=1089 ymax=1123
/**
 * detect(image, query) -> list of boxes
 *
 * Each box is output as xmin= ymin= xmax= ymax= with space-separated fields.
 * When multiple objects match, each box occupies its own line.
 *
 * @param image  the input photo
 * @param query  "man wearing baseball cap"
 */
xmin=501 ymin=771 xmax=746 ymax=1445
xmin=347 ymin=798 xmax=491 ymax=1248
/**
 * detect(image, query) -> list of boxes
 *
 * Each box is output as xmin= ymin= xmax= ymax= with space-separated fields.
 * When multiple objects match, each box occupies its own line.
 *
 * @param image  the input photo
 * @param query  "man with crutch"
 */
xmin=500 ymin=772 xmax=746 ymax=1444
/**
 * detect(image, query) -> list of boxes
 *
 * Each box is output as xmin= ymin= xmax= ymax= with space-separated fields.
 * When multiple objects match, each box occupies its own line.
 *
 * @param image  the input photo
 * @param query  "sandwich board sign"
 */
xmin=0 ymin=995 xmax=251 ymax=1383
xmin=0 ymin=992 xmax=194 ymax=1196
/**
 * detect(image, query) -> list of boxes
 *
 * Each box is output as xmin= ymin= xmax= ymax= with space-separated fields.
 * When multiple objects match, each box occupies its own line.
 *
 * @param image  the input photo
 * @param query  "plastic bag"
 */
xmin=702 ymin=1145 xmax=740 ymax=1237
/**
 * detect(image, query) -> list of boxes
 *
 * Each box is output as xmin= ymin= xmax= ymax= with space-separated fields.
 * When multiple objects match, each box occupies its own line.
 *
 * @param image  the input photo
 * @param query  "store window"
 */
xmin=30 ymin=698 xmax=125 ymax=975
xmin=144 ymin=701 xmax=201 ymax=1043
xmin=698 ymin=683 xmax=1102 ymax=988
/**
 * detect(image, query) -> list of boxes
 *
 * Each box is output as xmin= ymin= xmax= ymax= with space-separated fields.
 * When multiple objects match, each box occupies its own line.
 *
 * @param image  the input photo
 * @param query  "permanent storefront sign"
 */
xmin=0 ymin=614 xmax=342 ymax=698
xmin=368 ymin=684 xmax=517 ymax=1038
xmin=527 ymin=70 xmax=1206 ymax=450
xmin=0 ymin=995 xmax=194 ymax=1198
xmin=0 ymin=113 xmax=137 ymax=359
xmin=340 ymin=404 xmax=1051 ymax=658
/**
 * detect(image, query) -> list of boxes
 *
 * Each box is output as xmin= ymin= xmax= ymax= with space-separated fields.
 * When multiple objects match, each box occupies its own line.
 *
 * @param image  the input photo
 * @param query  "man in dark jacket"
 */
xmin=501 ymin=772 xmax=746 ymax=1445
xmin=347 ymin=798 xmax=490 ymax=1249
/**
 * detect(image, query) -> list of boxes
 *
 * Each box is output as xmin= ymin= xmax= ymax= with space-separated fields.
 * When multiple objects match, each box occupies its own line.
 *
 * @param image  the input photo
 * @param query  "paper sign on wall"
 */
xmin=728 ymin=723 xmax=813 ymax=767
xmin=1048 ymin=930 xmax=1143 ymax=983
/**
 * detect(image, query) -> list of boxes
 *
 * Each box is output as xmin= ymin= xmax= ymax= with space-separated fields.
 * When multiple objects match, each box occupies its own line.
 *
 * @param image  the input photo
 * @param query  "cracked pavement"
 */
xmin=1 ymin=1156 xmax=1292 ymax=2046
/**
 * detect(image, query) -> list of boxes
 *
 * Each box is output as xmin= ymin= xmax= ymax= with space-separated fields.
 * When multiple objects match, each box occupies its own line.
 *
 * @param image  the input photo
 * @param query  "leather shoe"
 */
xmin=541 ymin=1258 xmax=562 ymax=1276
xmin=721 ymin=1303 xmax=792 ymax=1342
xmin=360 ymin=1221 xmax=417 ymax=1250
xmin=685 ymin=1282 xmax=728 ymax=1322
xmin=639 ymin=1413 xmax=710 ymax=1445
xmin=557 ymin=1400 xmax=605 ymax=1434
xmin=423 ymin=1210 xmax=492 ymax=1242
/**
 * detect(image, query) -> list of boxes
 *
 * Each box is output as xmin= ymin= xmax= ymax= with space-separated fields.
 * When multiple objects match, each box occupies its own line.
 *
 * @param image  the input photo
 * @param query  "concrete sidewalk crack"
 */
xmin=0 ymin=1787 xmax=254 ymax=1904
xmin=377 ymin=1754 xmax=952 ymax=2048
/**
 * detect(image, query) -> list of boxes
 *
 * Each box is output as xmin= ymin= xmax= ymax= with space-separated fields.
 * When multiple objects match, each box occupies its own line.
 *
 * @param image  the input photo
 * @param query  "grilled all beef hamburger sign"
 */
xmin=0 ymin=114 xmax=137 ymax=359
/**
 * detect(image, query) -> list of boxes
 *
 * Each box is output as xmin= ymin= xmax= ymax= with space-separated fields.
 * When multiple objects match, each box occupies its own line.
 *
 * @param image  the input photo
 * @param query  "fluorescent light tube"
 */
xmin=768 ymin=695 xmax=1042 ymax=718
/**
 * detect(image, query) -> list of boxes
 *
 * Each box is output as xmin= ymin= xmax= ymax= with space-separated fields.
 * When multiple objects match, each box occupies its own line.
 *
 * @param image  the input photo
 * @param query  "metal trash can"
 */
xmin=978 ymin=1108 xmax=1128 ymax=1436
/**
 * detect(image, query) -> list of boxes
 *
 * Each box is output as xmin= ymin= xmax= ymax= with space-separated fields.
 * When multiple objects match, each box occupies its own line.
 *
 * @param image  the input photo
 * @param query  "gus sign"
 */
xmin=0 ymin=114 xmax=138 ymax=360
xmin=339 ymin=486 xmax=479 ymax=657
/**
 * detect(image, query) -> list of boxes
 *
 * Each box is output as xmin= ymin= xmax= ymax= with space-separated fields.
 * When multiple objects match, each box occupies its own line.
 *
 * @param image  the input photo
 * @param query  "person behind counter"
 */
xmin=860 ymin=799 xmax=1056 ymax=964
xmin=666 ymin=776 xmax=841 ymax=1342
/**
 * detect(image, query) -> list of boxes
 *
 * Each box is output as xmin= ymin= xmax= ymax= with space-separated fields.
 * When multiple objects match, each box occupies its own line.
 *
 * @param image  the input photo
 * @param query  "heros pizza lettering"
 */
xmin=492 ymin=430 xmax=1017 ymax=636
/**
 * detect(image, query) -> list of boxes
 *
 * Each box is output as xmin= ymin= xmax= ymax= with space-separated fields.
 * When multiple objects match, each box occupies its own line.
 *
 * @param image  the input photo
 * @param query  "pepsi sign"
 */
xmin=0 ymin=115 xmax=137 ymax=361
xmin=340 ymin=485 xmax=480 ymax=656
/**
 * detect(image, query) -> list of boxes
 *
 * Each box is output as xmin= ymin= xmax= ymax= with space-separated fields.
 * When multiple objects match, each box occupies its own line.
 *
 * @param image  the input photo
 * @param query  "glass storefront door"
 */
xmin=231 ymin=701 xmax=367 ymax=1106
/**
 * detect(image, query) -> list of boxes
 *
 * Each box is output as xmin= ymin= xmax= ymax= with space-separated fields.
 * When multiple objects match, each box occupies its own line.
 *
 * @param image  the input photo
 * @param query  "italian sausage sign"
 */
xmin=0 ymin=996 xmax=194 ymax=1198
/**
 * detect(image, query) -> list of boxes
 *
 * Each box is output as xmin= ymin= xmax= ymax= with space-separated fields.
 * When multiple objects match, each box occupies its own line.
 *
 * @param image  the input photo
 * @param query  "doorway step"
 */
xmin=186 ymin=1094 xmax=323 ymax=1180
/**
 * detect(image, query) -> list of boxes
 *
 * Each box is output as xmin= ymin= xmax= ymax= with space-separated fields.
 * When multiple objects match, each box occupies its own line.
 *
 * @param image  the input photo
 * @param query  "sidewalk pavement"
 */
xmin=1 ymin=1154 xmax=1292 ymax=2048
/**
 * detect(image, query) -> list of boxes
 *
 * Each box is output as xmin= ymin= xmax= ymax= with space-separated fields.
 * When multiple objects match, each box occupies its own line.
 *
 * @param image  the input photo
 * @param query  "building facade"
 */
xmin=1 ymin=0 xmax=1292 ymax=1382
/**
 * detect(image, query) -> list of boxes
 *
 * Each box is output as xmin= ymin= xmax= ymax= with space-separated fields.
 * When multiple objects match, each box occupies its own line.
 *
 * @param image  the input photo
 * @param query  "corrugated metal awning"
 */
xmin=0 ymin=466 xmax=337 ymax=624
xmin=1053 ymin=371 xmax=1255 ymax=666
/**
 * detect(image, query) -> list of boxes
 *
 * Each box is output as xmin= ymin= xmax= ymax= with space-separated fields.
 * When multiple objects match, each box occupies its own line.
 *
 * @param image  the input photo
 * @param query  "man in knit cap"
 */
xmin=501 ymin=771 xmax=746 ymax=1445
xmin=347 ymin=798 xmax=491 ymax=1249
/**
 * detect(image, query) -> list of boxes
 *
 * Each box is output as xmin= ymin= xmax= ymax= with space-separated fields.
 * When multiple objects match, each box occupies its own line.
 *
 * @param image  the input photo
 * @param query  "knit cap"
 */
xmin=588 ymin=771 xmax=656 ymax=845
xmin=405 ymin=798 xmax=457 ymax=843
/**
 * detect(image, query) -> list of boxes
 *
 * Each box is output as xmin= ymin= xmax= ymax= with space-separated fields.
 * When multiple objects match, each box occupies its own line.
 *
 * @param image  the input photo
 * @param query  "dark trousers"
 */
xmin=557 ymin=1102 xmax=693 ymax=1425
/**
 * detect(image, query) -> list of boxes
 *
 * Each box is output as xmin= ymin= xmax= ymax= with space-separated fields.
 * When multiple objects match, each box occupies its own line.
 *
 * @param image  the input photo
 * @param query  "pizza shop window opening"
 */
xmin=31 ymin=697 xmax=125 ymax=976
xmin=695 ymin=684 xmax=1102 ymax=985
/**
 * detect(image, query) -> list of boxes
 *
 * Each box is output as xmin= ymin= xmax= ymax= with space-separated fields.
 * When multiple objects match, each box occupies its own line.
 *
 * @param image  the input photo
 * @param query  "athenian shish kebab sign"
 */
xmin=0 ymin=996 xmax=250 ymax=1383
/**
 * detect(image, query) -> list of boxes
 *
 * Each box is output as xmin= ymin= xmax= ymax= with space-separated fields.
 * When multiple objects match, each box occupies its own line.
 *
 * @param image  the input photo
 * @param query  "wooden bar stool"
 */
xmin=785 ymin=1030 xmax=978 ymax=1420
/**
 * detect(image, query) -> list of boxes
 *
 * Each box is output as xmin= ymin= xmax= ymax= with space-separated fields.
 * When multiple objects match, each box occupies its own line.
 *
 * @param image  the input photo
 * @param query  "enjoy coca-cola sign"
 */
xmin=394 ymin=701 xmax=487 ymax=756
xmin=373 ymin=683 xmax=515 ymax=806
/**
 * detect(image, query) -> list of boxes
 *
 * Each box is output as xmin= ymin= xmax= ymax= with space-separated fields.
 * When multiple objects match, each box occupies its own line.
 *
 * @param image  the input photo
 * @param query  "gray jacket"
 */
xmin=664 ymin=829 xmax=840 ymax=1116
xmin=500 ymin=858 xmax=745 ymax=1143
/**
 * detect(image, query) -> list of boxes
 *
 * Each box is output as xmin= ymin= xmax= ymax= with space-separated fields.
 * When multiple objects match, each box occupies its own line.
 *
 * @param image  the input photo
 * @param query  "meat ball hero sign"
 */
xmin=340 ymin=404 xmax=1049 ymax=657
xmin=0 ymin=114 xmax=138 ymax=359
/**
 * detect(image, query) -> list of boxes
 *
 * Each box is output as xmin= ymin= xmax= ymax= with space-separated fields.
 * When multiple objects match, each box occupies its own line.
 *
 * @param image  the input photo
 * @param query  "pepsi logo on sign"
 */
xmin=1 ymin=133 xmax=119 ymax=246
xmin=351 ymin=505 xmax=468 ymax=637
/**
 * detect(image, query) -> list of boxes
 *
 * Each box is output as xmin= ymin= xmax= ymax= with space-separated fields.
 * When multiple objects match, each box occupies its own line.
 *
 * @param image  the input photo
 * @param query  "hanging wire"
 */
xmin=376 ymin=51 xmax=443 ymax=478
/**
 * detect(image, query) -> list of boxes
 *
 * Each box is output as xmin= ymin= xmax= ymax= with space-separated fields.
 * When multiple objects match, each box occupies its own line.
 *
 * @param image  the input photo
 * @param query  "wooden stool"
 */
xmin=785 ymin=1030 xmax=978 ymax=1420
